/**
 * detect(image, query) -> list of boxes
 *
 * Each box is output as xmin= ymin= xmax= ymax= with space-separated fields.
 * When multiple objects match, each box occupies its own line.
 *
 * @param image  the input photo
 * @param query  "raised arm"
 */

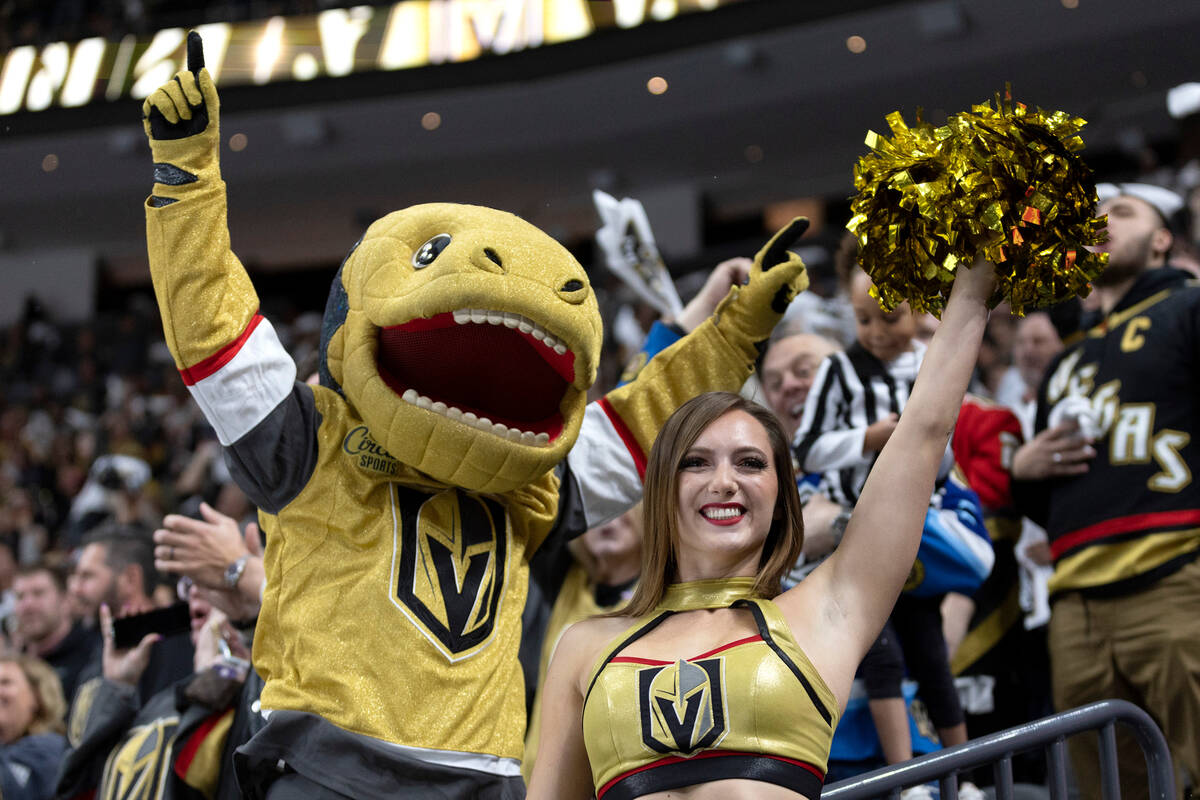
xmin=143 ymin=33 xmax=276 ymax=396
xmin=143 ymin=33 xmax=320 ymax=514
xmin=783 ymin=258 xmax=995 ymax=701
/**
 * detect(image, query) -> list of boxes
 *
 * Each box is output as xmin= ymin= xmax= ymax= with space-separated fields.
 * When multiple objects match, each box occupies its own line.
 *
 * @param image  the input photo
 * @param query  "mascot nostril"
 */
xmin=559 ymin=278 xmax=588 ymax=304
xmin=470 ymin=245 xmax=505 ymax=274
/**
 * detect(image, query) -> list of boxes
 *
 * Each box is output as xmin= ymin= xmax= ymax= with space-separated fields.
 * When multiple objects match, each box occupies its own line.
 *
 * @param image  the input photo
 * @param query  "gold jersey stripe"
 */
xmin=951 ymin=582 xmax=1021 ymax=675
xmin=1049 ymin=528 xmax=1200 ymax=594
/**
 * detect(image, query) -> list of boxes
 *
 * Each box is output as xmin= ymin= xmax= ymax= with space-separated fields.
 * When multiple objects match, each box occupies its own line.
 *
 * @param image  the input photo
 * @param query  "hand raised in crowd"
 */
xmin=155 ymin=502 xmax=251 ymax=589
xmin=1011 ymin=419 xmax=1096 ymax=481
xmin=863 ymin=413 xmax=899 ymax=454
xmin=672 ymin=257 xmax=753 ymax=333
xmin=100 ymin=601 xmax=159 ymax=686
xmin=155 ymin=503 xmax=265 ymax=623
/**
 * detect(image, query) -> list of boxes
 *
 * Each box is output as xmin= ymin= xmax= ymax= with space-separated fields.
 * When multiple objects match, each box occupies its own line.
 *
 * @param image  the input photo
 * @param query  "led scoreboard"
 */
xmin=0 ymin=0 xmax=746 ymax=117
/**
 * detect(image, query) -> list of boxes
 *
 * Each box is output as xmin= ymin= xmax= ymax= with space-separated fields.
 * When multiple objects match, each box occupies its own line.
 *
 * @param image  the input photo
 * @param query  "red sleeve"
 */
xmin=952 ymin=397 xmax=1024 ymax=512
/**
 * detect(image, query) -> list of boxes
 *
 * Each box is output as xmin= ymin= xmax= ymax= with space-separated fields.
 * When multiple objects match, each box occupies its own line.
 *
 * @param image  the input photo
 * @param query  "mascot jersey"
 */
xmin=141 ymin=40 xmax=809 ymax=799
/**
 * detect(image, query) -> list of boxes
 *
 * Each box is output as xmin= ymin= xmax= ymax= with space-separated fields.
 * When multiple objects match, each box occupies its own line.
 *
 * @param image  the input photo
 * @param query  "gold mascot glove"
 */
xmin=712 ymin=216 xmax=810 ymax=346
xmin=143 ymin=32 xmax=221 ymax=195
xmin=597 ymin=218 xmax=811 ymax=461
xmin=143 ymin=31 xmax=259 ymax=373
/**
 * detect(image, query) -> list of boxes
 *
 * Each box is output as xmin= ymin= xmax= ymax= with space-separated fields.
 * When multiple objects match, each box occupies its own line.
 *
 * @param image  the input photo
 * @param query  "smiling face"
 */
xmin=760 ymin=334 xmax=839 ymax=439
xmin=325 ymin=203 xmax=602 ymax=493
xmin=673 ymin=410 xmax=780 ymax=580
xmin=850 ymin=271 xmax=917 ymax=364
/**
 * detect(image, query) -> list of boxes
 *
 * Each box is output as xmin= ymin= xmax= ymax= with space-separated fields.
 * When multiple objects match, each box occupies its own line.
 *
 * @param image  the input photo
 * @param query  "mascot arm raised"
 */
xmin=143 ymin=33 xmax=313 ymax=511
xmin=562 ymin=219 xmax=810 ymax=529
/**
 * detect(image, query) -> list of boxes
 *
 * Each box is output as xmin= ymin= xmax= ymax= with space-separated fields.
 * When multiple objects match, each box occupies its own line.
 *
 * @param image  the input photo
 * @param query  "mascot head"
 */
xmin=320 ymin=203 xmax=602 ymax=494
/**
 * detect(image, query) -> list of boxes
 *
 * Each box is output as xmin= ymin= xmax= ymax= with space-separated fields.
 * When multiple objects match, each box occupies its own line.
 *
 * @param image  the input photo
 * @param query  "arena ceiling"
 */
xmin=1 ymin=0 xmax=1198 ymax=282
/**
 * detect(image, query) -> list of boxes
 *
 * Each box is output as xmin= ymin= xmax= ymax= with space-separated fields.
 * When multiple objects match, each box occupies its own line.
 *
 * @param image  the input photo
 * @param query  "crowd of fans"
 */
xmin=0 ymin=164 xmax=1191 ymax=797
xmin=2 ymin=4 xmax=1200 ymax=793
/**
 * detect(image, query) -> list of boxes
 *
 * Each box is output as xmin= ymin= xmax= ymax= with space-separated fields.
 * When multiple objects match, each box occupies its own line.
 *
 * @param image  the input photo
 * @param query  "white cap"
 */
xmin=1096 ymin=182 xmax=1184 ymax=222
xmin=1167 ymin=82 xmax=1200 ymax=120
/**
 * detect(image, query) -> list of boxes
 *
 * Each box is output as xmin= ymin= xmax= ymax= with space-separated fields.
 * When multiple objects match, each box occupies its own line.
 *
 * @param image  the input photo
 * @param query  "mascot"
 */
xmin=141 ymin=33 xmax=809 ymax=799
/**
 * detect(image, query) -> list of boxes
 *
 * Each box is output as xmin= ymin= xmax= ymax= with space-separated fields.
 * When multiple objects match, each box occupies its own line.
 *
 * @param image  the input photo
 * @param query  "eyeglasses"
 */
xmin=176 ymin=576 xmax=193 ymax=601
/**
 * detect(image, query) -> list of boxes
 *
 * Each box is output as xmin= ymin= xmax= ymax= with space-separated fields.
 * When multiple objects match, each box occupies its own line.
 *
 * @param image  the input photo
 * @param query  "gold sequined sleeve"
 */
xmin=143 ymin=65 xmax=260 ymax=373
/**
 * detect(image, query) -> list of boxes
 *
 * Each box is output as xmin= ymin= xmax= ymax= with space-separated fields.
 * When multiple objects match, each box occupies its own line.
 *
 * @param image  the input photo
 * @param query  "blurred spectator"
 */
xmin=0 ymin=536 xmax=15 ymax=633
xmin=12 ymin=562 xmax=98 ymax=705
xmin=759 ymin=329 xmax=840 ymax=442
xmin=522 ymin=506 xmax=641 ymax=782
xmin=1012 ymin=183 xmax=1200 ymax=797
xmin=58 ymin=579 xmax=263 ymax=800
xmin=0 ymin=653 xmax=67 ymax=800
xmin=994 ymin=312 xmax=1064 ymax=427
xmin=70 ymin=524 xmax=194 ymax=704
xmin=65 ymin=454 xmax=157 ymax=548
xmin=975 ymin=304 xmax=1017 ymax=399
xmin=153 ymin=504 xmax=265 ymax=626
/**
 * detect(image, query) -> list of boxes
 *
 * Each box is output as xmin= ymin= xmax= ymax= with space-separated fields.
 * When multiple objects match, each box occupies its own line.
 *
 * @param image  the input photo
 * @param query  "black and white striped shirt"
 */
xmin=793 ymin=339 xmax=926 ymax=507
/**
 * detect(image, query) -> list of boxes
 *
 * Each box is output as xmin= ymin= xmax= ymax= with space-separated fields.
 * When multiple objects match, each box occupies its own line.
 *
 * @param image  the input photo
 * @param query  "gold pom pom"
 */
xmin=847 ymin=89 xmax=1108 ymax=316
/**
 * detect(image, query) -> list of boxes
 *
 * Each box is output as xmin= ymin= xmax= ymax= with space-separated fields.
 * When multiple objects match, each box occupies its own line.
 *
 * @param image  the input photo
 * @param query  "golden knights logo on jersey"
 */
xmin=100 ymin=716 xmax=179 ymax=800
xmin=638 ymin=658 xmax=728 ymax=755
xmin=391 ymin=485 xmax=509 ymax=662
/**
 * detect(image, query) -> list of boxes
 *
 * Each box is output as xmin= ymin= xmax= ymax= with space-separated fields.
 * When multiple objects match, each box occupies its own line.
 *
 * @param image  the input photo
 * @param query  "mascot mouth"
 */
xmin=377 ymin=310 xmax=577 ymax=445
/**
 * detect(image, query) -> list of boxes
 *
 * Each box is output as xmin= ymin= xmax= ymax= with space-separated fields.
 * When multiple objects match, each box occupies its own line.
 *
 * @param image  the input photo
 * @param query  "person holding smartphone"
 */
xmin=58 ymin=567 xmax=263 ymax=800
xmin=69 ymin=524 xmax=194 ymax=705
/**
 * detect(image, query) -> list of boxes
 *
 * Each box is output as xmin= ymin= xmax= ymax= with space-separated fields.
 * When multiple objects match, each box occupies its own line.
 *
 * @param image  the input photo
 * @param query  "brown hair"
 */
xmin=15 ymin=561 xmax=68 ymax=594
xmin=0 ymin=654 xmax=67 ymax=738
xmin=620 ymin=392 xmax=804 ymax=618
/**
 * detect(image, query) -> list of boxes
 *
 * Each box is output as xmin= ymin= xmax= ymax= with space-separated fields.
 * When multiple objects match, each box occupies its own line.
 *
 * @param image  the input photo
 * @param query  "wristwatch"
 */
xmin=223 ymin=554 xmax=249 ymax=589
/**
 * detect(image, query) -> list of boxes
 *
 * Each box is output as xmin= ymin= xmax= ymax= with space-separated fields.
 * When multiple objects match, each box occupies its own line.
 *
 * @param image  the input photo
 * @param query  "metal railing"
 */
xmin=823 ymin=700 xmax=1174 ymax=800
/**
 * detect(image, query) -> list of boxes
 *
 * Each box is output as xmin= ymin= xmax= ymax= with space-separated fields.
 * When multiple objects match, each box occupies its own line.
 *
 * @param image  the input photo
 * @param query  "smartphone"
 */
xmin=112 ymin=602 xmax=192 ymax=649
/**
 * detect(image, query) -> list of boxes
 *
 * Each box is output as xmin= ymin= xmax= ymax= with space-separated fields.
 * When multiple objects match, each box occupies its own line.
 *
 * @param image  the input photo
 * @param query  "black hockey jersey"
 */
xmin=1017 ymin=267 xmax=1200 ymax=596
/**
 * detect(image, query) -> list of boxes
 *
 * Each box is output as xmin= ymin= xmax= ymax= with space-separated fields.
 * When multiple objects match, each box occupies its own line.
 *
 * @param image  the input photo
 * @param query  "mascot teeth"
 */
xmin=400 ymin=387 xmax=553 ymax=446
xmin=451 ymin=307 xmax=573 ymax=359
xmin=376 ymin=309 xmax=576 ymax=447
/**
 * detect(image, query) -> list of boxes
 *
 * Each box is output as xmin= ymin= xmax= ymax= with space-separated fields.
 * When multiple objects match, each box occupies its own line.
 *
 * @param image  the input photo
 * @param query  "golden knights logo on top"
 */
xmin=389 ymin=484 xmax=510 ymax=662
xmin=638 ymin=658 xmax=729 ymax=755
xmin=101 ymin=716 xmax=179 ymax=800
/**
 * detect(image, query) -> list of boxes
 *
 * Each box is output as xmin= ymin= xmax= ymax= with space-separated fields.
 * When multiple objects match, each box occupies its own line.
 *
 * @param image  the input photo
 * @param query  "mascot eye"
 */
xmin=413 ymin=234 xmax=452 ymax=268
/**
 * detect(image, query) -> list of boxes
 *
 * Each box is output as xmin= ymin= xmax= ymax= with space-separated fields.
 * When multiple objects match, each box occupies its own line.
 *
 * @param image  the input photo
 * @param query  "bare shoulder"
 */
xmin=551 ymin=614 xmax=638 ymax=686
xmin=561 ymin=614 xmax=637 ymax=660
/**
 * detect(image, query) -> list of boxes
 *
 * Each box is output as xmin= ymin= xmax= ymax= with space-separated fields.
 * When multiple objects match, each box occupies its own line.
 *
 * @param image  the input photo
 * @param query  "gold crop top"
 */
xmin=582 ymin=578 xmax=838 ymax=800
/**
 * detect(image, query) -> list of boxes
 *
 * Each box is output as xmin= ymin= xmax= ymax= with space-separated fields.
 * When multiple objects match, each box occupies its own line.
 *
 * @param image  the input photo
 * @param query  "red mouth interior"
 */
xmin=377 ymin=312 xmax=575 ymax=440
